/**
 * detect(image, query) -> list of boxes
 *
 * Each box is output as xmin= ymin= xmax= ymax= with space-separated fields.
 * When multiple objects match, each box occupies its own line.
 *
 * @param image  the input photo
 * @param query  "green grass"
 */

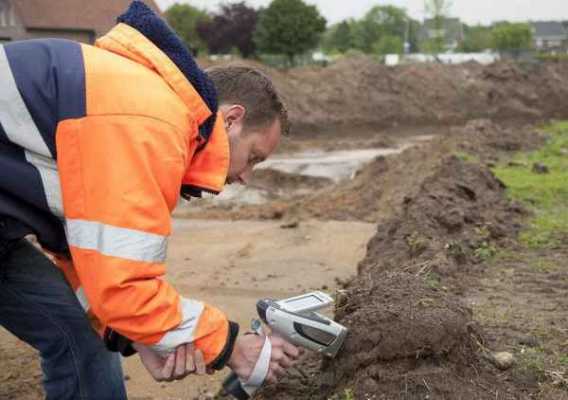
xmin=493 ymin=122 xmax=568 ymax=249
xmin=516 ymin=347 xmax=547 ymax=382
xmin=454 ymin=151 xmax=480 ymax=163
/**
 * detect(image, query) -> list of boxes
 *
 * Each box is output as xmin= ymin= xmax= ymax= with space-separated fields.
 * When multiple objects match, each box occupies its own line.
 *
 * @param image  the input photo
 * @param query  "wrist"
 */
xmin=209 ymin=321 xmax=240 ymax=371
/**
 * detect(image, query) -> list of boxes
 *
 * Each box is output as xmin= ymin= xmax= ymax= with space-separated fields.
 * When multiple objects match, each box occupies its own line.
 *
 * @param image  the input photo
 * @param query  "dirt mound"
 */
xmin=357 ymin=155 xmax=523 ymax=282
xmin=322 ymin=273 xmax=492 ymax=400
xmin=252 ymin=124 xmax=543 ymax=400
xmin=456 ymin=119 xmax=544 ymax=155
xmin=241 ymin=58 xmax=568 ymax=134
xmin=205 ymin=57 xmax=568 ymax=134
xmin=197 ymin=120 xmax=542 ymax=223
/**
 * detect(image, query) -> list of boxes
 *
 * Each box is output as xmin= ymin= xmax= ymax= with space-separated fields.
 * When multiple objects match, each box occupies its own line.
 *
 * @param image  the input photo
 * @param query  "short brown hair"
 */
xmin=207 ymin=65 xmax=290 ymax=135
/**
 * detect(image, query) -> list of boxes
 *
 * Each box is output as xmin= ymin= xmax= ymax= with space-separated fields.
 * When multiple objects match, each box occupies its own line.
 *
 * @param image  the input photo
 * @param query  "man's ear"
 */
xmin=223 ymin=105 xmax=246 ymax=127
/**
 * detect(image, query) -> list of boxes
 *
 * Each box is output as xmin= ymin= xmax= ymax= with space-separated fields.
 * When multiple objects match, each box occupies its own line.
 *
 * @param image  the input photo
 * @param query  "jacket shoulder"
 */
xmin=80 ymin=44 xmax=192 ymax=134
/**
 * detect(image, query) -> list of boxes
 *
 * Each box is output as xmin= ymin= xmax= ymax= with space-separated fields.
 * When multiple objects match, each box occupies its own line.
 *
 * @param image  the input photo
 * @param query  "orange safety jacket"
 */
xmin=0 ymin=2 xmax=237 ymax=368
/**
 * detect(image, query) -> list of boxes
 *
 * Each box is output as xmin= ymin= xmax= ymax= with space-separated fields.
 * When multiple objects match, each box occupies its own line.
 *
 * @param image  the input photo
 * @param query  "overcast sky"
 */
xmin=155 ymin=0 xmax=568 ymax=26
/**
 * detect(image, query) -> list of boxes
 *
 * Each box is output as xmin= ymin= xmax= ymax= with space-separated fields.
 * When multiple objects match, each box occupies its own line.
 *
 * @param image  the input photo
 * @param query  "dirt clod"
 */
xmin=492 ymin=352 xmax=516 ymax=370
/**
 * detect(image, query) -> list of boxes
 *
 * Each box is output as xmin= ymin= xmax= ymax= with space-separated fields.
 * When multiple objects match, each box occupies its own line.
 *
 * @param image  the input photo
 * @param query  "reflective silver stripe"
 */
xmin=0 ymin=45 xmax=51 ymax=157
xmin=66 ymin=219 xmax=168 ymax=263
xmin=76 ymin=286 xmax=90 ymax=312
xmin=151 ymin=298 xmax=204 ymax=354
xmin=24 ymin=151 xmax=63 ymax=217
xmin=0 ymin=45 xmax=62 ymax=217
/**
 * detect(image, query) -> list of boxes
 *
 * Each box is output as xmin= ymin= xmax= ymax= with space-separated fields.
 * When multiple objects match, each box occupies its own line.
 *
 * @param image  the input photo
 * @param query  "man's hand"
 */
xmin=134 ymin=342 xmax=207 ymax=382
xmin=227 ymin=334 xmax=302 ymax=384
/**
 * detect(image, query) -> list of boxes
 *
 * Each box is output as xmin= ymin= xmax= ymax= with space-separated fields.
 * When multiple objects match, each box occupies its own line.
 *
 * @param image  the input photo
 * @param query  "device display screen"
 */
xmin=281 ymin=295 xmax=326 ymax=312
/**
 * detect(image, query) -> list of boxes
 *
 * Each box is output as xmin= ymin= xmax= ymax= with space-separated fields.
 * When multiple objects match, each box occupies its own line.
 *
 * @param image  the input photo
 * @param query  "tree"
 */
xmin=424 ymin=0 xmax=453 ymax=53
xmin=165 ymin=4 xmax=209 ymax=55
xmin=197 ymin=3 xmax=258 ymax=58
xmin=491 ymin=22 xmax=532 ymax=57
xmin=407 ymin=19 xmax=422 ymax=53
xmin=353 ymin=6 xmax=411 ymax=53
xmin=459 ymin=24 xmax=493 ymax=52
xmin=322 ymin=20 xmax=354 ymax=53
xmin=254 ymin=0 xmax=326 ymax=64
xmin=373 ymin=35 xmax=404 ymax=55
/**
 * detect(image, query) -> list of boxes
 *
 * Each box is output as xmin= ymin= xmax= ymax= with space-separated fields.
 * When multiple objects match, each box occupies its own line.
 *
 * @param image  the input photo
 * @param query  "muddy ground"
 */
xmin=1 ymin=60 xmax=568 ymax=400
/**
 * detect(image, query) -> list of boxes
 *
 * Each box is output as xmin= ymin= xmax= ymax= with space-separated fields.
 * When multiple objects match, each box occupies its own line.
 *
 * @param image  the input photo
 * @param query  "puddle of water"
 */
xmin=258 ymin=147 xmax=403 ymax=182
xmin=186 ymin=135 xmax=434 ymax=205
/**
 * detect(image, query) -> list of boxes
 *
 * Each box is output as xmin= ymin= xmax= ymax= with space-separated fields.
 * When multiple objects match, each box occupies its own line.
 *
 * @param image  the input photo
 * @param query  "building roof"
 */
xmin=12 ymin=0 xmax=161 ymax=36
xmin=532 ymin=21 xmax=567 ymax=39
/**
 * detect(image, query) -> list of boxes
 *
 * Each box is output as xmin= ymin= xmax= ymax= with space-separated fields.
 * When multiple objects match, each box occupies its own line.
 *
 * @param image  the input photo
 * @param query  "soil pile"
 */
xmin=197 ymin=120 xmax=542 ymax=223
xmin=251 ymin=122 xmax=544 ymax=400
xmin=267 ymin=58 xmax=568 ymax=133
xmin=357 ymin=154 xmax=522 ymax=282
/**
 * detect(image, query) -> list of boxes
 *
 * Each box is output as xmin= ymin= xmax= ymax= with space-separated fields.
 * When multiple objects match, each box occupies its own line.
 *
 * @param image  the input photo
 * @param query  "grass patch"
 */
xmin=454 ymin=151 xmax=480 ymax=163
xmin=424 ymin=272 xmax=442 ymax=290
xmin=493 ymin=122 xmax=568 ymax=249
xmin=516 ymin=347 xmax=547 ymax=382
xmin=530 ymin=259 xmax=559 ymax=273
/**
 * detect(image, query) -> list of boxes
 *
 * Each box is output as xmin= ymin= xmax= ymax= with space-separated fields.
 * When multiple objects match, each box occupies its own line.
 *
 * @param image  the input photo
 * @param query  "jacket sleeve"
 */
xmin=56 ymin=114 xmax=235 ymax=365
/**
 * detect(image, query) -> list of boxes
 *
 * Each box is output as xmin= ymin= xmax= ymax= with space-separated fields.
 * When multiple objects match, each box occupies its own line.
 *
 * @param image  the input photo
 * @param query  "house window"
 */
xmin=0 ymin=0 xmax=12 ymax=27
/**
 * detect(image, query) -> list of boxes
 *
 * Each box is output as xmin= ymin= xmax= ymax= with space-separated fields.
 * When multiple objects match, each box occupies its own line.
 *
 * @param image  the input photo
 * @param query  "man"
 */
xmin=0 ymin=1 xmax=299 ymax=399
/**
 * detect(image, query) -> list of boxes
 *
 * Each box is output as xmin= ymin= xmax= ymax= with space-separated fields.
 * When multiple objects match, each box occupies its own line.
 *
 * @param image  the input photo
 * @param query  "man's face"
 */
xmin=220 ymin=104 xmax=282 ymax=185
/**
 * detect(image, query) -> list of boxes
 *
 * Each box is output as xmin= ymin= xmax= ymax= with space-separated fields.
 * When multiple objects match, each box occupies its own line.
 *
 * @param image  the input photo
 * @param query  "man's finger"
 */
xmin=270 ymin=362 xmax=286 ymax=378
xmin=194 ymin=349 xmax=207 ymax=375
xmin=270 ymin=336 xmax=301 ymax=359
xmin=265 ymin=371 xmax=278 ymax=384
xmin=185 ymin=343 xmax=196 ymax=373
xmin=174 ymin=344 xmax=187 ymax=378
xmin=161 ymin=353 xmax=176 ymax=381
xmin=277 ymin=353 xmax=294 ymax=368
xmin=282 ymin=342 xmax=301 ymax=359
xmin=271 ymin=347 xmax=284 ymax=362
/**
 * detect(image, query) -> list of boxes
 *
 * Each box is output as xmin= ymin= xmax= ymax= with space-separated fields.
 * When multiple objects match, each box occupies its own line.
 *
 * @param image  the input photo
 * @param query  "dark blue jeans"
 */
xmin=0 ymin=239 xmax=127 ymax=399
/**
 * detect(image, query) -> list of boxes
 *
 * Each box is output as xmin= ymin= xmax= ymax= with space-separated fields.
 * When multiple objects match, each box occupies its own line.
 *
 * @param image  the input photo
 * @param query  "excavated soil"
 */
xmin=208 ymin=58 xmax=568 ymax=135
xmin=246 ymin=122 xmax=551 ymax=400
xmin=196 ymin=120 xmax=542 ymax=223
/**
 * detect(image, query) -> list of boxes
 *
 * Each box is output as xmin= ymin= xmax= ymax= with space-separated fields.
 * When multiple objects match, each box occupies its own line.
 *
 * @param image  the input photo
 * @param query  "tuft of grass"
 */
xmin=343 ymin=389 xmax=355 ymax=400
xmin=493 ymin=122 xmax=568 ymax=249
xmin=516 ymin=347 xmax=547 ymax=382
xmin=530 ymin=259 xmax=558 ymax=273
xmin=406 ymin=232 xmax=429 ymax=256
xmin=454 ymin=151 xmax=480 ymax=163
xmin=424 ymin=272 xmax=442 ymax=290
xmin=474 ymin=241 xmax=497 ymax=261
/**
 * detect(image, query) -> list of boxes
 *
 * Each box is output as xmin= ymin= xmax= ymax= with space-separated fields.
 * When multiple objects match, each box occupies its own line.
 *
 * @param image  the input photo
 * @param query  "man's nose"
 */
xmin=237 ymin=169 xmax=253 ymax=185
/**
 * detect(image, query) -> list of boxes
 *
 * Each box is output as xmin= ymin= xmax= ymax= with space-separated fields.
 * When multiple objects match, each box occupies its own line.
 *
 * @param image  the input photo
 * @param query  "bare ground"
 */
xmin=0 ymin=219 xmax=375 ymax=400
